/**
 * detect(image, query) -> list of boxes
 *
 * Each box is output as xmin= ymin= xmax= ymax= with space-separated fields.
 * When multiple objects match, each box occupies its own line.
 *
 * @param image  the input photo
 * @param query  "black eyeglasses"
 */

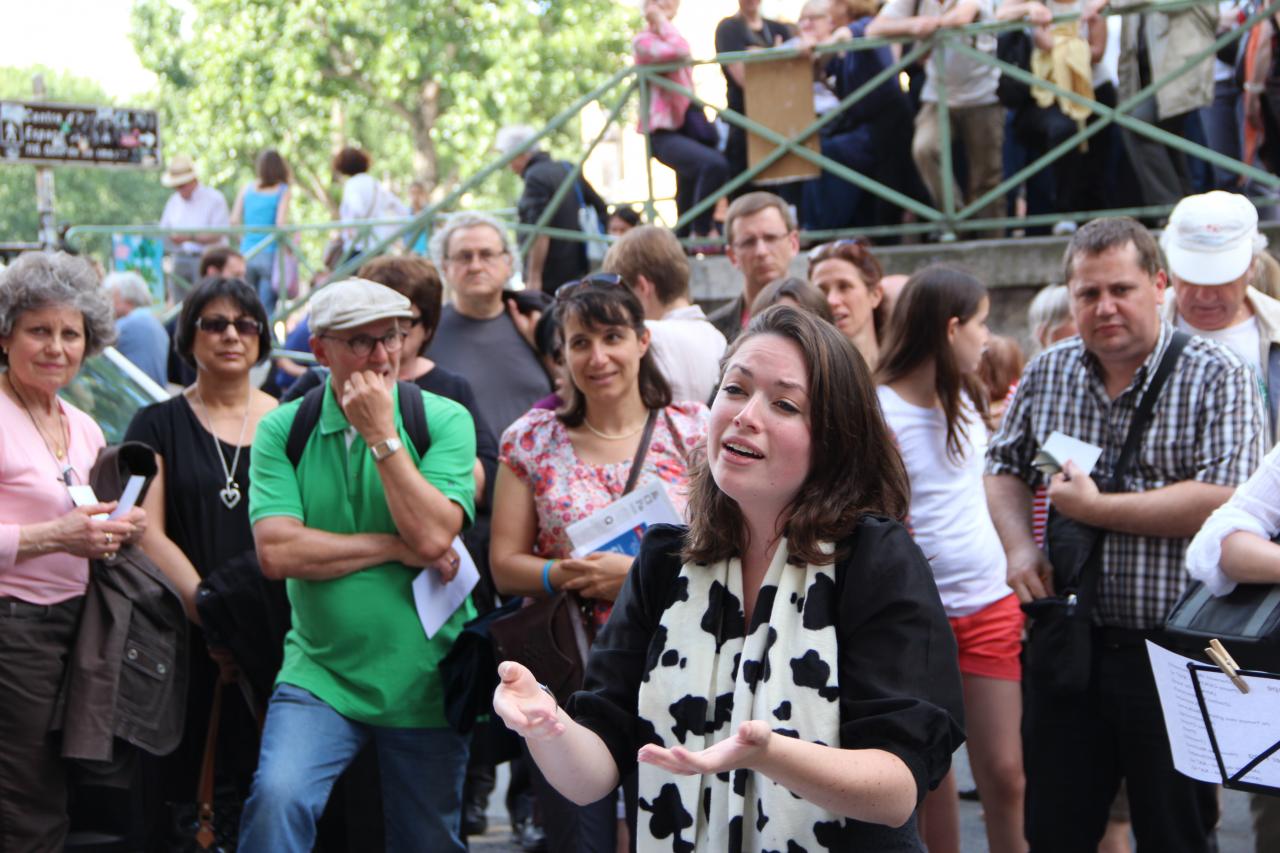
xmin=195 ymin=316 xmax=263 ymax=336
xmin=321 ymin=329 xmax=407 ymax=358
xmin=554 ymin=273 xmax=626 ymax=301
xmin=446 ymin=249 xmax=509 ymax=266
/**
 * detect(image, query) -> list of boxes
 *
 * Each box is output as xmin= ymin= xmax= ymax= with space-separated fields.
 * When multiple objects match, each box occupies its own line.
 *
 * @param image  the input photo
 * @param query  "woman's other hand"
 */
xmin=557 ymin=552 xmax=632 ymax=601
xmin=493 ymin=661 xmax=564 ymax=740
xmin=428 ymin=547 xmax=461 ymax=583
xmin=117 ymin=506 xmax=147 ymax=545
xmin=637 ymin=720 xmax=773 ymax=776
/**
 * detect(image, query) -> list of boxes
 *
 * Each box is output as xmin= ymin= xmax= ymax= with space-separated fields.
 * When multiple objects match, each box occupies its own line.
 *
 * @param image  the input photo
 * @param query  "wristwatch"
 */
xmin=370 ymin=437 xmax=403 ymax=462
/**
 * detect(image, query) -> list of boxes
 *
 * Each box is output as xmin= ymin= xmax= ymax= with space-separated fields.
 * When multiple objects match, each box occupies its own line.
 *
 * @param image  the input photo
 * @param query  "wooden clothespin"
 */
xmin=1206 ymin=638 xmax=1249 ymax=694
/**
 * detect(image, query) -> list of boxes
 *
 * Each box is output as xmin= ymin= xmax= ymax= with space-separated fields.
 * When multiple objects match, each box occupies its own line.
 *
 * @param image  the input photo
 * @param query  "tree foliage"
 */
xmin=130 ymin=0 xmax=636 ymax=227
xmin=0 ymin=67 xmax=172 ymax=247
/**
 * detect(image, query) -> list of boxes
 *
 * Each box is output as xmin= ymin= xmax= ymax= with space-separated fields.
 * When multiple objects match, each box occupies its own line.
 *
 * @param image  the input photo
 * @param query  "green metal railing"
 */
xmin=66 ymin=0 xmax=1280 ymax=325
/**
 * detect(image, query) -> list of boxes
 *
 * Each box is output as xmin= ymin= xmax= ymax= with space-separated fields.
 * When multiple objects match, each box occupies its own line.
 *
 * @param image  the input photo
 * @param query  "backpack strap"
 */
xmin=286 ymin=380 xmax=430 ymax=468
xmin=396 ymin=380 xmax=431 ymax=459
xmin=286 ymin=385 xmax=326 ymax=468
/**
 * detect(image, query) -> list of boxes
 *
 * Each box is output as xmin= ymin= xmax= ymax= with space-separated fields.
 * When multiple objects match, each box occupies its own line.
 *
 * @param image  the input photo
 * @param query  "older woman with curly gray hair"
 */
xmin=0 ymin=251 xmax=146 ymax=850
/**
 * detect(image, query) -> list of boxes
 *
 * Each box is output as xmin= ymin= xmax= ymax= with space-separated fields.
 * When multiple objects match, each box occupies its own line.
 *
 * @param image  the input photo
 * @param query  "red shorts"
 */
xmin=948 ymin=593 xmax=1025 ymax=681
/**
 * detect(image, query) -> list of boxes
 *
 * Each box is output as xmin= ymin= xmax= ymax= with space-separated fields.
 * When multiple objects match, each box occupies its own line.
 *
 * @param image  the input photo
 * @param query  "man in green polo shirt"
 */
xmin=238 ymin=278 xmax=477 ymax=853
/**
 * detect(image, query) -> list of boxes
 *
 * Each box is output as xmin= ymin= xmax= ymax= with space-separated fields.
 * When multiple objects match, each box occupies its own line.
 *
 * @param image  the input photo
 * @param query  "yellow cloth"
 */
xmin=1030 ymin=25 xmax=1095 ymax=123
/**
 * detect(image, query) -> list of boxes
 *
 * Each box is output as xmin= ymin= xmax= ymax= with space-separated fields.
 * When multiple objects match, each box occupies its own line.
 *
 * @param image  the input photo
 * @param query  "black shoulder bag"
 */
xmin=1022 ymin=331 xmax=1190 ymax=696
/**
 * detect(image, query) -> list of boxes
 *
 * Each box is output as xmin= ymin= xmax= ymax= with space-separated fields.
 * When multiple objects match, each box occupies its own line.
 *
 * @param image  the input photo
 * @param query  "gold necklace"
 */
xmin=7 ymin=374 xmax=69 ymax=461
xmin=582 ymin=415 xmax=647 ymax=441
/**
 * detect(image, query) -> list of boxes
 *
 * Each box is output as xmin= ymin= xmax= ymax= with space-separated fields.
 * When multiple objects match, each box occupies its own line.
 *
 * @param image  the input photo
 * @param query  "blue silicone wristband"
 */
xmin=542 ymin=559 xmax=557 ymax=596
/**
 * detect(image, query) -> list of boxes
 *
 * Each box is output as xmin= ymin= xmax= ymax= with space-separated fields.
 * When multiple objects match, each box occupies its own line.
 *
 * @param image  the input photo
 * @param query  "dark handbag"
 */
xmin=488 ymin=591 xmax=596 ymax=706
xmin=485 ymin=410 xmax=659 ymax=705
xmin=1021 ymin=509 xmax=1106 ymax=696
xmin=1021 ymin=331 xmax=1191 ymax=696
xmin=1165 ymin=533 xmax=1280 ymax=647
xmin=165 ymin=679 xmax=240 ymax=852
xmin=996 ymin=28 xmax=1034 ymax=110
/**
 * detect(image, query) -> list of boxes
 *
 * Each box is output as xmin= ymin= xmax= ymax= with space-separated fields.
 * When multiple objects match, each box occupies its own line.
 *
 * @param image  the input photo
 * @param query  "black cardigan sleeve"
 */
xmin=566 ymin=518 xmax=966 ymax=802
xmin=833 ymin=516 xmax=966 ymax=804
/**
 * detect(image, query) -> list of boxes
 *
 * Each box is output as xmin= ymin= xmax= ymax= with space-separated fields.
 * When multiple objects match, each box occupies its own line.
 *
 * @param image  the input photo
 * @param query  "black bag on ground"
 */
xmin=1021 ymin=331 xmax=1191 ymax=696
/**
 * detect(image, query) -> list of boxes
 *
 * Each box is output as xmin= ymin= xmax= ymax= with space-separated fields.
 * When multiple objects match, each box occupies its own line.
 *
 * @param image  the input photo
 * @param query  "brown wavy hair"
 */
xmin=876 ymin=264 xmax=992 ymax=464
xmin=807 ymin=237 xmax=888 ymax=339
xmin=682 ymin=305 xmax=909 ymax=567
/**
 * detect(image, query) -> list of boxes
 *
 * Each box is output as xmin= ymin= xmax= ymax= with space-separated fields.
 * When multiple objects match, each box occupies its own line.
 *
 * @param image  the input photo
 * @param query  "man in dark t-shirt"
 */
xmin=715 ymin=1 xmax=795 ymax=193
xmin=427 ymin=212 xmax=552 ymax=436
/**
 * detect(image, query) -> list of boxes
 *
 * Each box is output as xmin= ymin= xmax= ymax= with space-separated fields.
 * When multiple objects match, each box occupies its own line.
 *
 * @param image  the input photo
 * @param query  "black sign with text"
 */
xmin=0 ymin=101 xmax=160 ymax=168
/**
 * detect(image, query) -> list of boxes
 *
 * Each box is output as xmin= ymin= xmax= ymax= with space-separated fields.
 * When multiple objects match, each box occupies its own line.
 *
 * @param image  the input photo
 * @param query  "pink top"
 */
xmin=633 ymin=20 xmax=694 ymax=133
xmin=499 ymin=402 xmax=708 ymax=561
xmin=0 ymin=387 xmax=106 ymax=604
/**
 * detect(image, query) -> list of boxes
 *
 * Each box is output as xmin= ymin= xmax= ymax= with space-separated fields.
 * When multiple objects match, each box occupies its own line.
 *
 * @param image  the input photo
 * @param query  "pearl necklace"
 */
xmin=583 ymin=415 xmax=647 ymax=441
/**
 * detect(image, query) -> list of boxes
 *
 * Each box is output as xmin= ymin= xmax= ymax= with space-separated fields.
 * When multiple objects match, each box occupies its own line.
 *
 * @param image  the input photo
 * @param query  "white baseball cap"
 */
xmin=1161 ymin=191 xmax=1266 ymax=285
xmin=309 ymin=278 xmax=413 ymax=333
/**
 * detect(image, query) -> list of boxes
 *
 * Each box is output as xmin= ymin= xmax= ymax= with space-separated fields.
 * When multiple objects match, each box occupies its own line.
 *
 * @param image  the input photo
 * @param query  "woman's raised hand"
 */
xmin=637 ymin=720 xmax=773 ymax=776
xmin=493 ymin=661 xmax=565 ymax=741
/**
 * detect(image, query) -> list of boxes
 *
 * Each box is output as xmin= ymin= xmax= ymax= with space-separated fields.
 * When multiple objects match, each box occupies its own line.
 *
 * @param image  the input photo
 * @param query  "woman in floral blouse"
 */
xmin=491 ymin=274 xmax=708 ymax=853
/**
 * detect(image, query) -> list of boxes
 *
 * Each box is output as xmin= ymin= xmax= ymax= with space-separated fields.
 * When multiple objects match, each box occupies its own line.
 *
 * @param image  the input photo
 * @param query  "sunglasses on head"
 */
xmin=807 ymin=237 xmax=872 ymax=264
xmin=554 ymin=273 xmax=626 ymax=301
xmin=195 ymin=316 xmax=263 ymax=336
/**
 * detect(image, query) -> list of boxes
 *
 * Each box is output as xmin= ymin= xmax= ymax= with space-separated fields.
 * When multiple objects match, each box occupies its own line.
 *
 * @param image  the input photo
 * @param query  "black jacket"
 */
xmin=51 ymin=442 xmax=189 ymax=763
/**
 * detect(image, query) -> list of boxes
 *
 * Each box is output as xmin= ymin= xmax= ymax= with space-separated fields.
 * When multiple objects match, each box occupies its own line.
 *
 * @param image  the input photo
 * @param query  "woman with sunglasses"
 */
xmin=491 ymin=275 xmax=709 ymax=853
xmin=875 ymin=266 xmax=1025 ymax=853
xmin=126 ymin=277 xmax=278 ymax=841
xmin=809 ymin=239 xmax=888 ymax=370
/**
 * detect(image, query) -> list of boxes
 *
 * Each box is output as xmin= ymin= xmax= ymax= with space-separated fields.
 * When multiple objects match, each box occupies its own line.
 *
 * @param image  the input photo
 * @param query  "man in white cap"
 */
xmin=1163 ymin=194 xmax=1280 ymax=852
xmin=158 ymin=154 xmax=229 ymax=301
xmin=1162 ymin=191 xmax=1280 ymax=442
xmin=239 ymin=278 xmax=477 ymax=852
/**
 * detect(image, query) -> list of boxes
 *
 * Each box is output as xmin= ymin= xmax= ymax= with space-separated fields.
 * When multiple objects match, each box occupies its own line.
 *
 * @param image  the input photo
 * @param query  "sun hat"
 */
xmin=309 ymin=278 xmax=414 ymax=333
xmin=161 ymin=154 xmax=199 ymax=188
xmin=1161 ymin=191 xmax=1266 ymax=285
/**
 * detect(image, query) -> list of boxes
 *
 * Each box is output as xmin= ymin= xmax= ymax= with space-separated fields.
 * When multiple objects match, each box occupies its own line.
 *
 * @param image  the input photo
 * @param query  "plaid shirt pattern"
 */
xmin=986 ymin=323 xmax=1267 ymax=629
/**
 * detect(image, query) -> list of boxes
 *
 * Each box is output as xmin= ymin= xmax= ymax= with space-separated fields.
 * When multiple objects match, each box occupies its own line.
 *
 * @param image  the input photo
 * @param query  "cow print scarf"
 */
xmin=636 ymin=540 xmax=844 ymax=852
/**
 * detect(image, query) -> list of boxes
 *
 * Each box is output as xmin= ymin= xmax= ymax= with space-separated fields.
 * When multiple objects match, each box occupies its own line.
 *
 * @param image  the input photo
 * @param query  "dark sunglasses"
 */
xmin=195 ymin=316 xmax=263 ymax=336
xmin=554 ymin=273 xmax=626 ymax=301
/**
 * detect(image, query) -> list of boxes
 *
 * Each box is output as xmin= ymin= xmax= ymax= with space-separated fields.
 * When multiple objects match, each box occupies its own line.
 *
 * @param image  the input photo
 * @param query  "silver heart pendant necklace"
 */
xmin=194 ymin=384 xmax=252 ymax=512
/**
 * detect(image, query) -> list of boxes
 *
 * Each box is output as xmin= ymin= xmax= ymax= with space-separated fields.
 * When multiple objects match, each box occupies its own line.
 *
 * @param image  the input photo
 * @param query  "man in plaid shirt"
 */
xmin=986 ymin=218 xmax=1266 ymax=852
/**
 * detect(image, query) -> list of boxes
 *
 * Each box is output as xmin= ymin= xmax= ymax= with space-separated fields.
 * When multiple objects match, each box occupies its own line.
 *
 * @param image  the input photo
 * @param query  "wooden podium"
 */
xmin=743 ymin=55 xmax=821 ymax=185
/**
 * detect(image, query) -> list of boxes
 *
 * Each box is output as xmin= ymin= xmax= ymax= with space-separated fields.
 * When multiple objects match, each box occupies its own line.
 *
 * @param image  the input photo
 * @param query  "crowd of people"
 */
xmin=9 ymin=0 xmax=1280 ymax=849
xmin=5 ymin=178 xmax=1280 ymax=853
xmin=634 ymin=0 xmax=1280 ymax=239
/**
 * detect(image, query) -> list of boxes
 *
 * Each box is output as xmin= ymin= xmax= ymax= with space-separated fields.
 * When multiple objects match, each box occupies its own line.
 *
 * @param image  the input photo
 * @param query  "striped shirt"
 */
xmin=986 ymin=323 xmax=1266 ymax=629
